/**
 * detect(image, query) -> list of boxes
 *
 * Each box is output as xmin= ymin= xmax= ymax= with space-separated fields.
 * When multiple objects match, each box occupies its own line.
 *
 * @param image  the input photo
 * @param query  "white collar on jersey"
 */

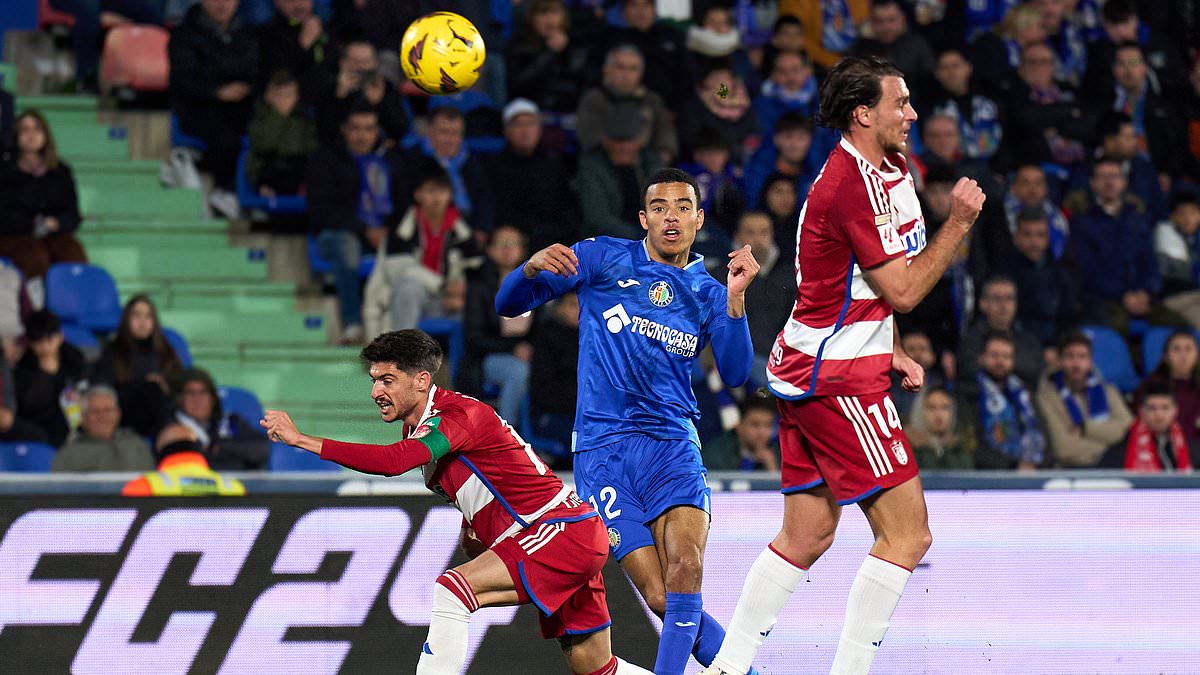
xmin=408 ymin=384 xmax=439 ymax=437
xmin=640 ymin=238 xmax=707 ymax=271
xmin=839 ymin=136 xmax=903 ymax=181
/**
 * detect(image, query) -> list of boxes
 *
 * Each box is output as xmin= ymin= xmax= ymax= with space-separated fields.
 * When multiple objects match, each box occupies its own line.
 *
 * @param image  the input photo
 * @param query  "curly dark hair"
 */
xmin=816 ymin=56 xmax=904 ymax=132
xmin=642 ymin=168 xmax=702 ymax=210
xmin=360 ymin=329 xmax=444 ymax=375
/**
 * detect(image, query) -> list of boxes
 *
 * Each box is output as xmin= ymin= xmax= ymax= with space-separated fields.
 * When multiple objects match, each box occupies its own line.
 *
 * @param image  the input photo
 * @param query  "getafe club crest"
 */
xmin=607 ymin=527 xmax=621 ymax=549
xmin=648 ymin=281 xmax=674 ymax=307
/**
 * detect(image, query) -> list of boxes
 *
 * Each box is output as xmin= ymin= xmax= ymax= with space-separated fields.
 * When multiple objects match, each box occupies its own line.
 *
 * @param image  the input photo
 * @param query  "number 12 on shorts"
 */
xmin=589 ymin=486 xmax=622 ymax=520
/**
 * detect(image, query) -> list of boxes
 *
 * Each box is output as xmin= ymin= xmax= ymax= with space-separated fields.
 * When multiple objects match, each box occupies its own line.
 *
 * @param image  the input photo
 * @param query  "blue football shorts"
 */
xmin=572 ymin=434 xmax=711 ymax=560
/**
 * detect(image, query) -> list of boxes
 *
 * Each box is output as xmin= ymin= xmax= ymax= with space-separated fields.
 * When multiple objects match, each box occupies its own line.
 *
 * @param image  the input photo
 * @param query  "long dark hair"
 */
xmin=816 ymin=56 xmax=904 ymax=132
xmin=1151 ymin=329 xmax=1200 ymax=387
xmin=10 ymin=109 xmax=61 ymax=169
xmin=111 ymin=294 xmax=182 ymax=383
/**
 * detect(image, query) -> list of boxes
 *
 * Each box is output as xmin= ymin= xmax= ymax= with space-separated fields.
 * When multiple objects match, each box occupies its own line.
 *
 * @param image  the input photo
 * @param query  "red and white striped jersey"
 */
xmin=767 ymin=137 xmax=927 ymax=399
xmin=411 ymin=386 xmax=588 ymax=547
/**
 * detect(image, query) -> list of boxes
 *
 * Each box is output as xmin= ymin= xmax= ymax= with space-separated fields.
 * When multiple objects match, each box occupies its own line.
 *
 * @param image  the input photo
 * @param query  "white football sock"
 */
xmin=829 ymin=555 xmax=912 ymax=675
xmin=712 ymin=546 xmax=808 ymax=674
xmin=416 ymin=583 xmax=472 ymax=675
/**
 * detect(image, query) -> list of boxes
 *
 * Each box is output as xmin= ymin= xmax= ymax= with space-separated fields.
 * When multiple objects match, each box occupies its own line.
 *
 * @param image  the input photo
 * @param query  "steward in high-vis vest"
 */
xmin=122 ymin=423 xmax=245 ymax=496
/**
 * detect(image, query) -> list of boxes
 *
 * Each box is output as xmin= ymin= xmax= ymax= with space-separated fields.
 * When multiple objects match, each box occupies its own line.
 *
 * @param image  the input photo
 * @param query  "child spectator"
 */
xmin=0 ymin=111 xmax=87 ymax=285
xmin=701 ymin=396 xmax=781 ymax=472
xmin=246 ymin=70 xmax=318 ymax=199
xmin=1036 ymin=331 xmax=1133 ymax=468
xmin=1134 ymin=330 xmax=1200 ymax=447
xmin=362 ymin=162 xmax=482 ymax=337
xmin=909 ymin=387 xmax=975 ymax=470
xmin=973 ymin=330 xmax=1046 ymax=471
xmin=1104 ymin=383 xmax=1195 ymax=472
xmin=94 ymin=295 xmax=184 ymax=438
xmin=14 ymin=310 xmax=86 ymax=447
xmin=172 ymin=368 xmax=269 ymax=470
xmin=52 ymin=385 xmax=155 ymax=472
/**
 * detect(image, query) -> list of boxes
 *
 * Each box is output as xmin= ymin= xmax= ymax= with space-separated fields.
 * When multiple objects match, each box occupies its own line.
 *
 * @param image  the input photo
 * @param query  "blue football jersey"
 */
xmin=495 ymin=237 xmax=753 ymax=452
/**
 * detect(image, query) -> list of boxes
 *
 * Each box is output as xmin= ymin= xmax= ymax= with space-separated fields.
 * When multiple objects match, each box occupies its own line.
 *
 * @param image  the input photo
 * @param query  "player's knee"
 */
xmin=664 ymin=548 xmax=704 ymax=591
xmin=435 ymin=569 xmax=480 ymax=614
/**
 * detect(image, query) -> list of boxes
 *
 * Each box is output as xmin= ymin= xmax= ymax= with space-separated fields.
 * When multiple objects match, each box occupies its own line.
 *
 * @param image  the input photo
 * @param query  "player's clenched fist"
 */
xmin=523 ymin=243 xmax=579 ymax=278
xmin=726 ymin=244 xmax=760 ymax=295
xmin=261 ymin=409 xmax=301 ymax=446
xmin=948 ymin=177 xmax=986 ymax=230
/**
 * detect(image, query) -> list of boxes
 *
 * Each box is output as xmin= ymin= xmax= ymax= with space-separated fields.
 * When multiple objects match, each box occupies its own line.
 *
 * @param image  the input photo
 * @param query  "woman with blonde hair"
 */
xmin=968 ymin=2 xmax=1049 ymax=96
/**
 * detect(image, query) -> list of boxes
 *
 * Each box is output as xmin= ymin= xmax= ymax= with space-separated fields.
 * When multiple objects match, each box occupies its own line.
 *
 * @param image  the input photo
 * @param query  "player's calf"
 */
xmin=416 ymin=570 xmax=479 ymax=675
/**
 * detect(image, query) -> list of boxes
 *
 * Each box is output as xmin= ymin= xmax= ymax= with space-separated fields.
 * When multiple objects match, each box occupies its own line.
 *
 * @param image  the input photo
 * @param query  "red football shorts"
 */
xmin=492 ymin=512 xmax=611 ymax=639
xmin=777 ymin=391 xmax=920 ymax=505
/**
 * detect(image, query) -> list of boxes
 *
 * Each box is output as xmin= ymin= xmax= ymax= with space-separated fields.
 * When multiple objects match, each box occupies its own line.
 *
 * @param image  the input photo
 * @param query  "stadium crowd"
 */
xmin=3 ymin=0 xmax=1200 ymax=476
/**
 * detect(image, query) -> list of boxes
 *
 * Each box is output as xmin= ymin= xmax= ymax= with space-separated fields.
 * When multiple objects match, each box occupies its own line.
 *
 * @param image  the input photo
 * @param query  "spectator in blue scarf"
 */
xmin=754 ymin=51 xmax=818 ymax=138
xmin=1035 ymin=331 xmax=1132 ymax=467
xmin=404 ymin=106 xmax=495 ymax=232
xmin=973 ymin=331 xmax=1046 ymax=471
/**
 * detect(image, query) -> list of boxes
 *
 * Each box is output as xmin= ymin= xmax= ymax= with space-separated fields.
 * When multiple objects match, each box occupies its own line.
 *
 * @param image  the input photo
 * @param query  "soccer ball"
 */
xmin=400 ymin=12 xmax=486 ymax=95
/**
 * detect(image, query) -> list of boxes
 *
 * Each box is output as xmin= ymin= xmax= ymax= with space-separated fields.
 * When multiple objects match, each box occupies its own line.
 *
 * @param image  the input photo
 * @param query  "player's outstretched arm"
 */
xmin=709 ymin=246 xmax=758 ymax=387
xmin=261 ymin=409 xmax=435 ymax=476
xmin=865 ymin=177 xmax=985 ymax=313
xmin=495 ymin=243 xmax=584 ymax=317
xmin=261 ymin=409 xmax=322 ymax=454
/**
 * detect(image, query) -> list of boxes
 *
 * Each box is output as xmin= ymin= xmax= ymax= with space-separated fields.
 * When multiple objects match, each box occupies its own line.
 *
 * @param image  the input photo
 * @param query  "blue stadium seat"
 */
xmin=46 ymin=263 xmax=121 ymax=333
xmin=170 ymin=112 xmax=207 ymax=151
xmin=60 ymin=322 xmax=99 ymax=351
xmin=0 ymin=442 xmax=57 ymax=472
xmin=1142 ymin=326 xmax=1174 ymax=375
xmin=1080 ymin=325 xmax=1139 ymax=393
xmin=218 ymin=386 xmax=265 ymax=425
xmin=307 ymin=235 xmax=375 ymax=279
xmin=269 ymin=442 xmax=340 ymax=471
xmin=162 ymin=326 xmax=192 ymax=367
xmin=465 ymin=136 xmax=506 ymax=154
xmin=235 ymin=137 xmax=308 ymax=214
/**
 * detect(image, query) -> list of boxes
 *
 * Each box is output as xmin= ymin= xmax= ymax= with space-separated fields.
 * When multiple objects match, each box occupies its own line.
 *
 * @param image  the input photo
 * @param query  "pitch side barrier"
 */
xmin=0 ymin=476 xmax=1197 ymax=673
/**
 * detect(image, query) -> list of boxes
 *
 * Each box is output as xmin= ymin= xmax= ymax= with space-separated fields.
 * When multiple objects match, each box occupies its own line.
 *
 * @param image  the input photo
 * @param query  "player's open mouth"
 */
xmin=376 ymin=399 xmax=392 ymax=413
xmin=663 ymin=228 xmax=680 ymax=242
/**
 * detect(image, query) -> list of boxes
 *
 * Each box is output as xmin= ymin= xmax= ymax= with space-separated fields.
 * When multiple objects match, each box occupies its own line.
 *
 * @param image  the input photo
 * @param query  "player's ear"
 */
xmin=638 ymin=210 xmax=649 ymax=231
xmin=695 ymin=207 xmax=704 ymax=230
xmin=854 ymin=104 xmax=872 ymax=128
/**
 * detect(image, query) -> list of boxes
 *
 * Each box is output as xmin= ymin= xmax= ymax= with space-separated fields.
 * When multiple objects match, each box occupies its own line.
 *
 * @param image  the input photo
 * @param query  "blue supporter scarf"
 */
xmin=1050 ymin=370 xmax=1109 ymax=428
xmin=977 ymin=371 xmax=1046 ymax=464
xmin=760 ymin=77 xmax=818 ymax=111
xmin=420 ymin=137 xmax=472 ymax=215
xmin=821 ymin=0 xmax=856 ymax=53
xmin=354 ymin=153 xmax=393 ymax=228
